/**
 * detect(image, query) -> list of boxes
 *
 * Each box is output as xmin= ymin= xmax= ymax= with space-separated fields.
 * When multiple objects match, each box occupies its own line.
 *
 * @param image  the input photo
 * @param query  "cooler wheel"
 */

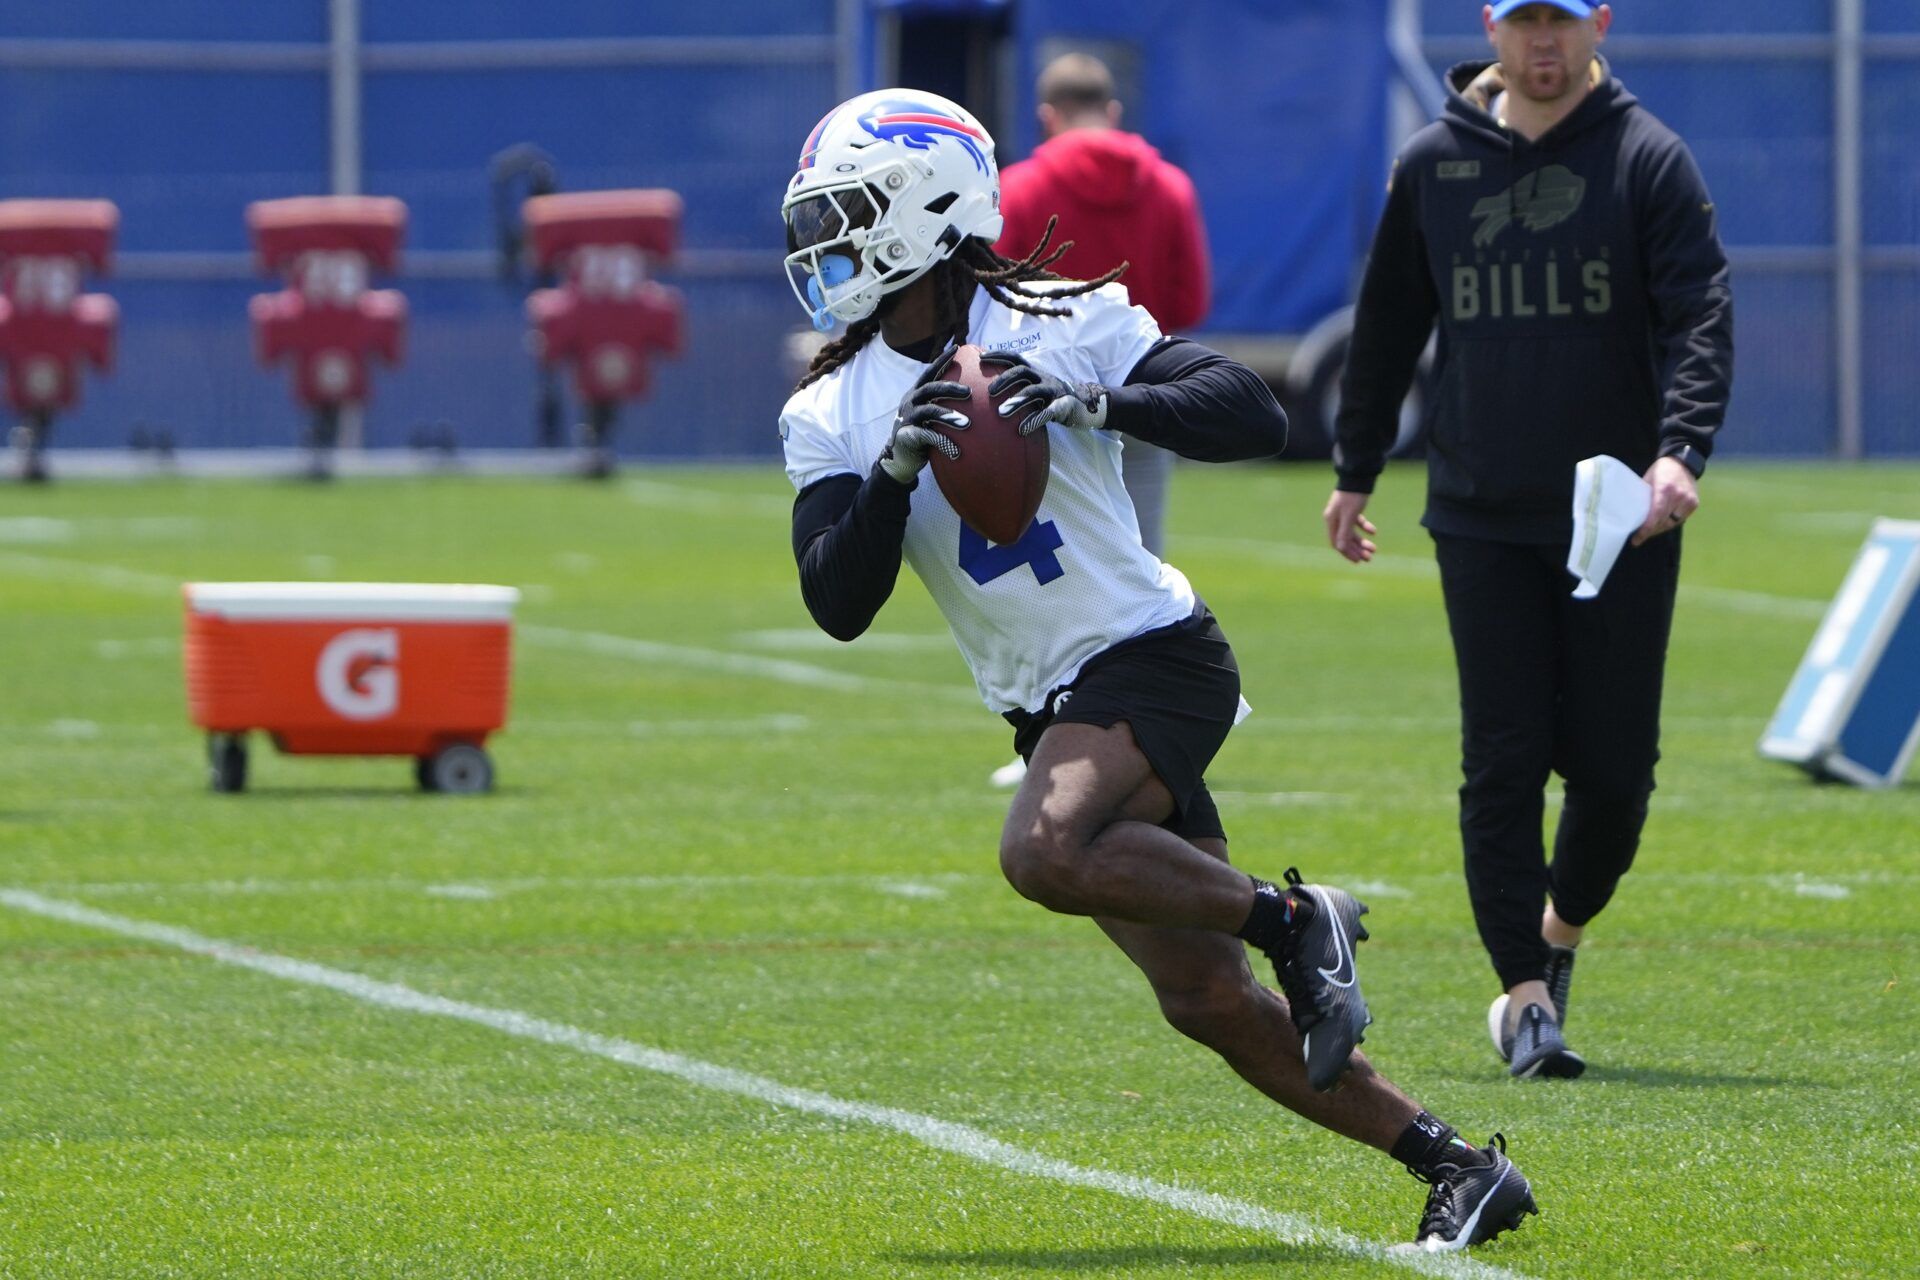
xmin=420 ymin=743 xmax=493 ymax=795
xmin=208 ymin=733 xmax=248 ymax=793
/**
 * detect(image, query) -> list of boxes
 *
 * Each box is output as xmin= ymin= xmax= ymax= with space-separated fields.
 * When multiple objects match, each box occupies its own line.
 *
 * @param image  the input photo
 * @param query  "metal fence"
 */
xmin=0 ymin=0 xmax=852 ymax=456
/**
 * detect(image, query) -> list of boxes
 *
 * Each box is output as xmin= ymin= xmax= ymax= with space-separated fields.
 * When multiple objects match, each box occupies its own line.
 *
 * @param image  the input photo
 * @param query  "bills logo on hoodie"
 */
xmin=1471 ymin=165 xmax=1587 ymax=247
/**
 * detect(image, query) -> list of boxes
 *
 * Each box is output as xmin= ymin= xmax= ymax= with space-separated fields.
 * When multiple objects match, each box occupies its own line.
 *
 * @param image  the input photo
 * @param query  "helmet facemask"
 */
xmin=783 ymin=160 xmax=947 ymax=332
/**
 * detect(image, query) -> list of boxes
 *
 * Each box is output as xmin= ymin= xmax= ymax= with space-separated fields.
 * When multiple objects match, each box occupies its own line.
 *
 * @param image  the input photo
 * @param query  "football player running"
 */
xmin=779 ymin=88 xmax=1534 ymax=1251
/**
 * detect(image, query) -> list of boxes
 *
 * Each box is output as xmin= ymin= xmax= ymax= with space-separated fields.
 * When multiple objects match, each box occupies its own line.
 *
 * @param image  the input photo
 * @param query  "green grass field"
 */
xmin=2 ymin=461 xmax=1916 ymax=1279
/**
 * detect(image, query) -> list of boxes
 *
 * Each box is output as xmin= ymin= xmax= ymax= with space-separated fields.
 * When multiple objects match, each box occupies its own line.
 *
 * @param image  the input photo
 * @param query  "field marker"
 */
xmin=1769 ymin=874 xmax=1853 ymax=900
xmin=0 ymin=889 xmax=1536 ymax=1280
xmin=1211 ymin=790 xmax=1357 ymax=807
xmin=1345 ymin=880 xmax=1414 ymax=900
xmin=95 ymin=636 xmax=180 ymax=659
xmin=423 ymin=884 xmax=498 ymax=901
xmin=876 ymin=880 xmax=949 ymax=900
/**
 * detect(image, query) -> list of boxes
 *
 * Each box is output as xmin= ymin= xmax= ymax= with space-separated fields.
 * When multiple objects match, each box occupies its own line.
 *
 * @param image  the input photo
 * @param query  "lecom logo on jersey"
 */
xmin=316 ymin=628 xmax=400 ymax=720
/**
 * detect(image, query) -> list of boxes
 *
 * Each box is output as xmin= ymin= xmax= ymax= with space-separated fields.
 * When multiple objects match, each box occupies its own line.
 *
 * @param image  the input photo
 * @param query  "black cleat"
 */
xmin=1269 ymin=867 xmax=1371 ymax=1092
xmin=1405 ymin=1133 xmax=1537 ymax=1252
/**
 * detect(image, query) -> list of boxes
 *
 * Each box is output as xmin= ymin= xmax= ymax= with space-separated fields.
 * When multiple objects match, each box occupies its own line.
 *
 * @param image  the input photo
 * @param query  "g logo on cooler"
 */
xmin=317 ymin=628 xmax=399 ymax=720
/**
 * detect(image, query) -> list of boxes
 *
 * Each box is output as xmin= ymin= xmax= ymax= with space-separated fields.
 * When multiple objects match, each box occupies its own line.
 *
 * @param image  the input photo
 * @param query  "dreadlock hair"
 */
xmin=794 ymin=216 xmax=1128 ymax=389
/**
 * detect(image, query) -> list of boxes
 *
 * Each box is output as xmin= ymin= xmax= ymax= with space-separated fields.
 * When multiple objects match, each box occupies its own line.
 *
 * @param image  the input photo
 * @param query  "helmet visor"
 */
xmin=784 ymin=185 xmax=884 ymax=255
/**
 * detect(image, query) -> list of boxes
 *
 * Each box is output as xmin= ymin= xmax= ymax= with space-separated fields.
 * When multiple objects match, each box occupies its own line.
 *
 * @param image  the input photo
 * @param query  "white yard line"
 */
xmin=30 ymin=867 xmax=1913 ymax=903
xmin=1185 ymin=535 xmax=1439 ymax=580
xmin=0 ymin=516 xmax=201 ymax=545
xmin=0 ymin=889 xmax=1534 ymax=1280
xmin=1181 ymin=536 xmax=1829 ymax=620
xmin=1679 ymin=584 xmax=1826 ymax=620
xmin=0 ymin=550 xmax=180 ymax=596
xmin=0 ymin=517 xmax=75 ymax=544
xmin=1709 ymin=472 xmax=1920 ymax=511
xmin=519 ymin=624 xmax=976 ymax=704
xmin=732 ymin=628 xmax=956 ymax=654
xmin=30 ymin=871 xmax=995 ymax=899
xmin=0 ymin=546 xmax=974 ymax=708
xmin=623 ymin=477 xmax=793 ymax=516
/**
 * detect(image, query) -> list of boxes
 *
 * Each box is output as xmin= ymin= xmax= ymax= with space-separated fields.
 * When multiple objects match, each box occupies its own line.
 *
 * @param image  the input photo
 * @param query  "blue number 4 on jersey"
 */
xmin=959 ymin=520 xmax=1065 ymax=586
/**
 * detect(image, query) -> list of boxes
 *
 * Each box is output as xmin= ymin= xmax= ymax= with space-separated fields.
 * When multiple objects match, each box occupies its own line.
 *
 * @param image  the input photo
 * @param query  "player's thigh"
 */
xmin=1002 ymin=719 xmax=1175 ymax=851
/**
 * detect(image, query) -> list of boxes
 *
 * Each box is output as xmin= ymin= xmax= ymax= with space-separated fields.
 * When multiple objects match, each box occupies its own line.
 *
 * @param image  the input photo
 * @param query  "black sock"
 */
xmin=1235 ymin=877 xmax=1308 ymax=952
xmin=1391 ymin=1112 xmax=1485 ymax=1173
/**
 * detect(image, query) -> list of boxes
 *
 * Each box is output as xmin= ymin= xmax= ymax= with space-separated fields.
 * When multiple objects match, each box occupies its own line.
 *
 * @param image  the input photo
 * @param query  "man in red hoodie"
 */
xmin=997 ymin=52 xmax=1212 ymax=560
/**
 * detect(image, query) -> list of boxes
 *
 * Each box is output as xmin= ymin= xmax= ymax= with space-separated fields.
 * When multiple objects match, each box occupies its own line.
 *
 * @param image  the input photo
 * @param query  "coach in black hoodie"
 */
xmin=1323 ymin=1 xmax=1731 ymax=1079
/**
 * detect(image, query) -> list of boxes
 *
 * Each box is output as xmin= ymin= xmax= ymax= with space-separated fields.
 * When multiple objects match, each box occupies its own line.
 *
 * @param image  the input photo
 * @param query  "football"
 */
xmin=925 ymin=344 xmax=1050 ymax=546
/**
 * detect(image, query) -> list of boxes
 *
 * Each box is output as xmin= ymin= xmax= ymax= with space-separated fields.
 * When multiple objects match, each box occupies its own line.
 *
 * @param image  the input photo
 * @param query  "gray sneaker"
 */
xmin=1506 ymin=1002 xmax=1586 ymax=1079
xmin=1487 ymin=944 xmax=1579 ymax=1063
xmin=1544 ymin=944 xmax=1576 ymax=1028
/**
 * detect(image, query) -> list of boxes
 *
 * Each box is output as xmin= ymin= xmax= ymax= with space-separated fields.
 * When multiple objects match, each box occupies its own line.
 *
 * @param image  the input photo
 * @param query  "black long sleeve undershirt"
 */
xmin=791 ymin=463 xmax=913 ymax=642
xmin=791 ymin=338 xmax=1286 ymax=641
xmin=1104 ymin=337 xmax=1289 ymax=462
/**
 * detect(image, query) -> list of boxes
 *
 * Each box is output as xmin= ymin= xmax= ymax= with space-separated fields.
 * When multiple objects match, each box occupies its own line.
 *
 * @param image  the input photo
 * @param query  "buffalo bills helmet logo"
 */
xmin=857 ymin=100 xmax=989 ymax=172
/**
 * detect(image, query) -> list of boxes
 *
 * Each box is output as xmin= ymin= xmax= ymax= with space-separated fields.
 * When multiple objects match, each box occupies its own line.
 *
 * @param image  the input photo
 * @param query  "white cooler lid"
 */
xmin=185 ymin=582 xmax=520 ymax=622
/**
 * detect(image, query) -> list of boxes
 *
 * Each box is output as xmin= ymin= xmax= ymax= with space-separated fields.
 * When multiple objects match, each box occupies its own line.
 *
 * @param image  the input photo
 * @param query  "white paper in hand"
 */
xmin=1568 ymin=455 xmax=1652 ymax=599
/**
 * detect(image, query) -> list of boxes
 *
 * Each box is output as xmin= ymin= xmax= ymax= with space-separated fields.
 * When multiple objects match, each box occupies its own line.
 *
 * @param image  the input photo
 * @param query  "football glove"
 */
xmin=879 ymin=342 xmax=969 ymax=486
xmin=989 ymin=352 xmax=1110 ymax=436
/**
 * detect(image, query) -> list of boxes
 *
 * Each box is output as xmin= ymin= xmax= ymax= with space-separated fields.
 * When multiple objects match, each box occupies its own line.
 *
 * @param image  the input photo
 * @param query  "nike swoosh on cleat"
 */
xmin=1423 ymin=1164 xmax=1511 ymax=1252
xmin=1315 ymin=897 xmax=1357 ymax=989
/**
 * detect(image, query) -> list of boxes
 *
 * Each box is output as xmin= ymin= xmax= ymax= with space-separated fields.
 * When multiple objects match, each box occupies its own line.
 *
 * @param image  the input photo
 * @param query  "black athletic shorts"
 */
xmin=1003 ymin=605 xmax=1240 ymax=843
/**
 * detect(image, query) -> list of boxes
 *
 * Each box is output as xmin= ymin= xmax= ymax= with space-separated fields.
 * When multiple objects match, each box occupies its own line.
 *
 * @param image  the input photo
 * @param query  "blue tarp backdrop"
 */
xmin=1002 ymin=0 xmax=1392 ymax=337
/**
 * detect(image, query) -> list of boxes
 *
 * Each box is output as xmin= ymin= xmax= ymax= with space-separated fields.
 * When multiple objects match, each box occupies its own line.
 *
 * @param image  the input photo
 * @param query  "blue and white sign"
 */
xmin=1761 ymin=519 xmax=1920 ymax=788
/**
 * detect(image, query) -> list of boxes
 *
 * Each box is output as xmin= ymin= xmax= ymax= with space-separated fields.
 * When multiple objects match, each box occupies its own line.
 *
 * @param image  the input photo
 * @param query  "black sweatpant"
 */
xmin=1433 ymin=530 xmax=1681 ymax=991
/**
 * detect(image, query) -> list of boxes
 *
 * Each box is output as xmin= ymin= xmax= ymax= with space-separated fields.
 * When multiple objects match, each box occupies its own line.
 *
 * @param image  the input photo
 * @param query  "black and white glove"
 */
xmin=879 ymin=342 xmax=969 ymax=486
xmin=989 ymin=351 xmax=1109 ymax=437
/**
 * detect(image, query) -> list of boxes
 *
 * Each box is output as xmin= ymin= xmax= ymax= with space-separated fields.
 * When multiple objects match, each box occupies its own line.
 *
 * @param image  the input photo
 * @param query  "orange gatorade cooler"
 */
xmin=183 ymin=582 xmax=519 ymax=794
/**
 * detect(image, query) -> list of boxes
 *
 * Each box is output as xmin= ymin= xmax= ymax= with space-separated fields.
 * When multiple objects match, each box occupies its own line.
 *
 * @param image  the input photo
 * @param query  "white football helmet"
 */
xmin=782 ymin=89 xmax=1003 ymax=332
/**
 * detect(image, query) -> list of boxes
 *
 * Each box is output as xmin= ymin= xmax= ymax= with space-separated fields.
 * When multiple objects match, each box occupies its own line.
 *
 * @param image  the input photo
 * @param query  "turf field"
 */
xmin=1 ymin=461 xmax=1915 ymax=1279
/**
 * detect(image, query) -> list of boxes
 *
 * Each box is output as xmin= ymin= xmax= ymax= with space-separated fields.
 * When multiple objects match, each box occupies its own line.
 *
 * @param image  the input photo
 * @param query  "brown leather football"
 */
xmin=925 ymin=343 xmax=1050 ymax=546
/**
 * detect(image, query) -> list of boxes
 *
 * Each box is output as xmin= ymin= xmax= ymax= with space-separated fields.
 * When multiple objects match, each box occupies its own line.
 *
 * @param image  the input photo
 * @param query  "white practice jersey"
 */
xmin=781 ymin=282 xmax=1197 ymax=714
